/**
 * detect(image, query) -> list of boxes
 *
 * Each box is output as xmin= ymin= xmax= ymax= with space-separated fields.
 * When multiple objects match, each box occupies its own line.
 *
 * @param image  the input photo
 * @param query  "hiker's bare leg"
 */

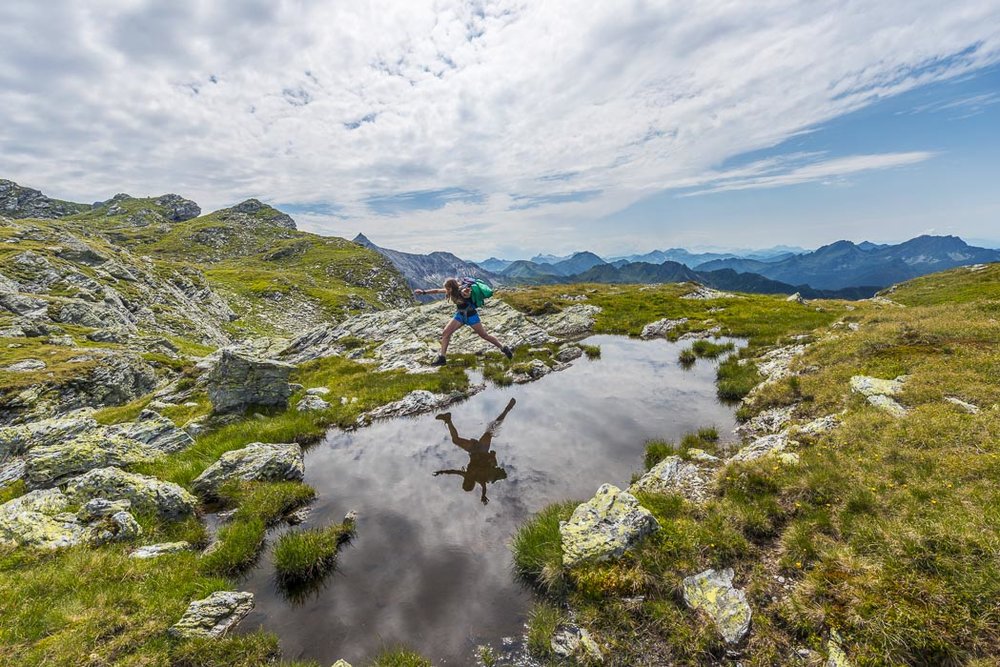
xmin=470 ymin=323 xmax=504 ymax=350
xmin=439 ymin=318 xmax=462 ymax=355
xmin=437 ymin=413 xmax=479 ymax=452
xmin=481 ymin=397 xmax=517 ymax=442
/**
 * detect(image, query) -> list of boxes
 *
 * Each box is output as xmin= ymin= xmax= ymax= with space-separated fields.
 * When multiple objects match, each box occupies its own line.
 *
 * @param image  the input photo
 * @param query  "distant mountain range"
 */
xmin=358 ymin=233 xmax=999 ymax=300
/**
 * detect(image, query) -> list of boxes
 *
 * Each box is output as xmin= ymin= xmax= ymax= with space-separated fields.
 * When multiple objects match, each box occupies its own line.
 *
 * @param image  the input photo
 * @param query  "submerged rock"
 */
xmin=192 ymin=442 xmax=304 ymax=497
xmin=169 ymin=591 xmax=255 ymax=639
xmin=130 ymin=541 xmax=192 ymax=559
xmin=682 ymin=568 xmax=752 ymax=644
xmin=640 ymin=317 xmax=688 ymax=339
xmin=0 ymin=488 xmax=86 ymax=549
xmin=25 ymin=432 xmax=163 ymax=488
xmin=630 ymin=455 xmax=714 ymax=503
xmin=63 ymin=467 xmax=197 ymax=519
xmin=560 ymin=484 xmax=660 ymax=567
xmin=207 ymin=350 xmax=293 ymax=413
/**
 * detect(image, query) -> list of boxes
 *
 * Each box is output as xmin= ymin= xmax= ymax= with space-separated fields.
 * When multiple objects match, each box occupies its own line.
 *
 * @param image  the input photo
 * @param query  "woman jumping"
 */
xmin=415 ymin=278 xmax=513 ymax=366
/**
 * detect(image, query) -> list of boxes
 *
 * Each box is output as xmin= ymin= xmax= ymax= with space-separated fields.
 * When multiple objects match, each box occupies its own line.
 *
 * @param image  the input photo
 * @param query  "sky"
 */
xmin=1 ymin=1 xmax=999 ymax=259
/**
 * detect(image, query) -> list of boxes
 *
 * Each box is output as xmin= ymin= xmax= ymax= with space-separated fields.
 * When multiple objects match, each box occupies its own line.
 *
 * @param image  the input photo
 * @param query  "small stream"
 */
xmin=236 ymin=335 xmax=740 ymax=665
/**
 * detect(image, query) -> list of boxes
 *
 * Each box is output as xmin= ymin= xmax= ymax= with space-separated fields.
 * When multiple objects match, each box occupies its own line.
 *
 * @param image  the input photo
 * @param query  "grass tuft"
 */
xmin=273 ymin=516 xmax=356 ymax=585
xmin=511 ymin=501 xmax=578 ymax=594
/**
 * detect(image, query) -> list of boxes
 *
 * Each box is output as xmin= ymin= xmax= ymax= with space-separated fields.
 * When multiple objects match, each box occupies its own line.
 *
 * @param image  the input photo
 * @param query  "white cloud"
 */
xmin=1 ymin=0 xmax=999 ymax=255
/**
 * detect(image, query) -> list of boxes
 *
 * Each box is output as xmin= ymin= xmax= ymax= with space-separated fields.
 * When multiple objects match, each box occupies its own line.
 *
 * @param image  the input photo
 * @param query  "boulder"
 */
xmin=362 ymin=389 xmax=466 ymax=422
xmin=554 ymin=345 xmax=584 ymax=363
xmin=734 ymin=405 xmax=795 ymax=441
xmin=730 ymin=433 xmax=799 ymax=465
xmin=866 ymin=394 xmax=908 ymax=417
xmin=67 ymin=352 xmax=158 ymax=410
xmin=110 ymin=410 xmax=194 ymax=454
xmin=191 ymin=442 xmax=304 ymax=497
xmin=89 ymin=510 xmax=143 ymax=545
xmin=63 ymin=467 xmax=197 ymax=520
xmin=130 ymin=541 xmax=192 ymax=559
xmin=755 ymin=345 xmax=807 ymax=384
xmin=640 ymin=317 xmax=688 ymax=339
xmin=169 ymin=591 xmax=255 ymax=639
xmin=296 ymin=395 xmax=330 ymax=412
xmin=0 ymin=488 xmax=86 ymax=549
xmin=25 ymin=432 xmax=163 ymax=488
xmin=77 ymin=498 xmax=132 ymax=522
xmin=306 ymin=386 xmax=331 ymax=396
xmin=0 ymin=292 xmax=47 ymax=316
xmin=560 ymin=484 xmax=660 ymax=567
xmin=207 ymin=350 xmax=293 ymax=413
xmin=630 ymin=455 xmax=714 ymax=503
xmin=682 ymin=568 xmax=752 ymax=644
xmin=0 ymin=411 xmax=98 ymax=456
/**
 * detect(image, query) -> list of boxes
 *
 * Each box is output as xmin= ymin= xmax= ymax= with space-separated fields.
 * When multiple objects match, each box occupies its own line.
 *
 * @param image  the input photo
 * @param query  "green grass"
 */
xmin=716 ymin=354 xmax=763 ymax=402
xmin=511 ymin=501 xmax=579 ymax=594
xmin=690 ymin=339 xmax=735 ymax=358
xmin=273 ymin=516 xmax=356 ymax=584
xmin=525 ymin=601 xmax=565 ymax=659
xmin=579 ymin=343 xmax=601 ymax=359
xmin=368 ymin=648 xmax=433 ymax=667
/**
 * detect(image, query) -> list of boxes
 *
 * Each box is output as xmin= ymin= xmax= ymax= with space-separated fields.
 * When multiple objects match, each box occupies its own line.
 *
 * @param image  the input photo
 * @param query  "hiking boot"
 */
xmin=430 ymin=354 xmax=447 ymax=366
xmin=501 ymin=345 xmax=513 ymax=360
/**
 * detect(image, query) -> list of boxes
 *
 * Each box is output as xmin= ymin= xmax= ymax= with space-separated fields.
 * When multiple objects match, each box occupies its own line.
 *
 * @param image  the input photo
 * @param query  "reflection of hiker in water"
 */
xmin=433 ymin=398 xmax=516 ymax=505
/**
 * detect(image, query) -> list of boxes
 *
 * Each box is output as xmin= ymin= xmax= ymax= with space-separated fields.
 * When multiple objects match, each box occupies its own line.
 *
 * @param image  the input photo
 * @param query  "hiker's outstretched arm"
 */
xmin=433 ymin=469 xmax=465 ymax=476
xmin=415 ymin=288 xmax=445 ymax=295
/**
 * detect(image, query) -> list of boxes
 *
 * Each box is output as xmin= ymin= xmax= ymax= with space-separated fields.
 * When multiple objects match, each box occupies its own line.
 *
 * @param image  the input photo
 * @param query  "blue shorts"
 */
xmin=453 ymin=311 xmax=481 ymax=326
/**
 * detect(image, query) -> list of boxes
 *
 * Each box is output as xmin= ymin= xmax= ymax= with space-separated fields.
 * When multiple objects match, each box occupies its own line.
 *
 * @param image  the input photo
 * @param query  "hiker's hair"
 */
xmin=444 ymin=278 xmax=464 ymax=305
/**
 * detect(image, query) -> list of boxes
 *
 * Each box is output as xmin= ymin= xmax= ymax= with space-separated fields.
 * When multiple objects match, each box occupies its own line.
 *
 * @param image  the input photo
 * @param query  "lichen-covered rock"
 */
xmin=207 ymin=350 xmax=293 ymax=413
xmin=796 ymin=414 xmax=841 ymax=436
xmin=554 ymin=345 xmax=584 ymax=363
xmin=63 ymin=467 xmax=197 ymax=519
xmin=734 ymin=405 xmax=795 ymax=440
xmin=640 ymin=317 xmax=688 ymax=339
xmin=89 ymin=510 xmax=143 ymax=545
xmin=191 ymin=442 xmax=304 ymax=497
xmin=0 ymin=488 xmax=86 ymax=549
xmin=866 ymin=394 xmax=908 ymax=417
xmin=0 ymin=457 xmax=26 ymax=489
xmin=551 ymin=623 xmax=603 ymax=662
xmin=65 ymin=352 xmax=158 ymax=411
xmin=110 ymin=410 xmax=194 ymax=454
xmin=130 ymin=541 xmax=192 ymax=559
xmin=169 ymin=591 xmax=255 ymax=639
xmin=560 ymin=484 xmax=660 ymax=567
xmin=361 ymin=389 xmax=469 ymax=422
xmin=0 ymin=412 xmax=99 ymax=456
xmin=25 ymin=432 xmax=163 ymax=488
xmin=296 ymin=395 xmax=331 ymax=412
xmin=755 ymin=344 xmax=807 ymax=384
xmin=849 ymin=375 xmax=904 ymax=397
xmin=730 ymin=433 xmax=799 ymax=465
xmin=682 ymin=568 xmax=752 ymax=644
xmin=826 ymin=629 xmax=853 ymax=667
xmin=77 ymin=497 xmax=131 ymax=522
xmin=531 ymin=304 xmax=602 ymax=338
xmin=630 ymin=455 xmax=714 ymax=503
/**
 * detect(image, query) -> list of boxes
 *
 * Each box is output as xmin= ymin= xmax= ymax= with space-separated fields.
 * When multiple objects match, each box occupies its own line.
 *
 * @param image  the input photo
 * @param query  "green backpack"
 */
xmin=468 ymin=278 xmax=494 ymax=308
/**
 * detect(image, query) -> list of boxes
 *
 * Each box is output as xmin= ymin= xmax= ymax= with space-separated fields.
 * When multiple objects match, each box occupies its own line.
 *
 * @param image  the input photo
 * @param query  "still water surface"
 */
xmin=237 ymin=335 xmax=738 ymax=664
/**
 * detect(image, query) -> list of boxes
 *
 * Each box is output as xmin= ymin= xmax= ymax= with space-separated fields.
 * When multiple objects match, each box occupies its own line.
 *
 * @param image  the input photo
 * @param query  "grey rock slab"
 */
xmin=554 ymin=345 xmax=584 ymax=363
xmin=734 ymin=405 xmax=795 ymax=441
xmin=169 ymin=591 xmax=255 ymax=639
xmin=530 ymin=304 xmax=602 ymax=338
xmin=207 ymin=350 xmax=293 ymax=413
xmin=5 ymin=358 xmax=45 ymax=372
xmin=559 ymin=484 xmax=660 ymax=567
xmin=796 ymin=414 xmax=842 ymax=436
xmin=867 ymin=394 xmax=908 ymax=417
xmin=849 ymin=375 xmax=904 ymax=397
xmin=0 ymin=457 xmax=26 ymax=489
xmin=361 ymin=389 xmax=472 ymax=422
xmin=681 ymin=285 xmax=735 ymax=300
xmin=682 ymin=568 xmax=752 ymax=644
xmin=0 ymin=411 xmax=98 ymax=456
xmin=630 ymin=455 xmax=714 ymax=503
xmin=730 ymin=433 xmax=799 ymax=465
xmin=110 ymin=409 xmax=194 ymax=454
xmin=0 ymin=291 xmax=48 ymax=316
xmin=640 ymin=317 xmax=688 ymax=339
xmin=192 ymin=442 xmax=304 ymax=497
xmin=130 ymin=541 xmax=192 ymax=559
xmin=944 ymin=396 xmax=980 ymax=414
xmin=25 ymin=432 xmax=163 ymax=488
xmin=63 ymin=466 xmax=197 ymax=520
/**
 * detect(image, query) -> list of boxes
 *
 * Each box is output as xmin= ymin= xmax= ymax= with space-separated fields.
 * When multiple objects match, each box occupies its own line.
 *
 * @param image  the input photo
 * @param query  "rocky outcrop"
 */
xmin=88 ymin=509 xmax=143 ymax=545
xmin=850 ymin=375 xmax=908 ymax=417
xmin=734 ymin=405 xmax=795 ymax=441
xmin=206 ymin=350 xmax=293 ymax=413
xmin=560 ymin=484 xmax=660 ymax=567
xmin=551 ymin=623 xmax=603 ymax=662
xmin=25 ymin=431 xmax=164 ymax=488
xmin=282 ymin=300 xmax=553 ymax=371
xmin=682 ymin=568 xmax=752 ymax=644
xmin=944 ymin=396 xmax=980 ymax=414
xmin=0 ymin=457 xmax=26 ymax=489
xmin=169 ymin=591 xmax=255 ymax=639
xmin=641 ymin=317 xmax=688 ymax=339
xmin=630 ymin=456 xmax=715 ymax=503
xmin=109 ymin=410 xmax=193 ymax=454
xmin=63 ymin=467 xmax=197 ymax=519
xmin=191 ymin=442 xmax=304 ymax=497
xmin=0 ymin=179 xmax=90 ymax=219
xmin=681 ymin=285 xmax=735 ymax=300
xmin=531 ymin=304 xmax=602 ymax=338
xmin=730 ymin=433 xmax=799 ymax=465
xmin=154 ymin=194 xmax=200 ymax=221
xmin=219 ymin=199 xmax=296 ymax=229
xmin=361 ymin=389 xmax=479 ymax=423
